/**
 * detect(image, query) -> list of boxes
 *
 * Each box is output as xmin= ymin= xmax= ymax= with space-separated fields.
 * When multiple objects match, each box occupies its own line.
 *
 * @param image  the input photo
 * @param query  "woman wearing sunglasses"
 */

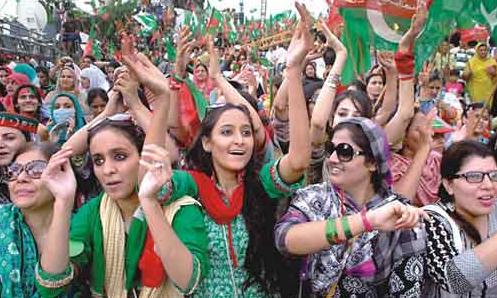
xmin=275 ymin=117 xmax=426 ymax=297
xmin=0 ymin=142 xmax=62 ymax=297
xmin=35 ymin=116 xmax=208 ymax=297
xmin=422 ymin=140 xmax=497 ymax=296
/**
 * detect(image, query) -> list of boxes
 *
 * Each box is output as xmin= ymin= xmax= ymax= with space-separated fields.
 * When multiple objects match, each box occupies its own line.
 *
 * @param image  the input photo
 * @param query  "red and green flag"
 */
xmin=206 ymin=7 xmax=224 ymax=36
xmin=337 ymin=0 xmax=476 ymax=84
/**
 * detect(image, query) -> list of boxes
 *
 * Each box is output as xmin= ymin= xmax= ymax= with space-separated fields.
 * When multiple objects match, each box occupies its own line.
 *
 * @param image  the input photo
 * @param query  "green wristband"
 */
xmin=341 ymin=216 xmax=353 ymax=239
xmin=325 ymin=218 xmax=338 ymax=245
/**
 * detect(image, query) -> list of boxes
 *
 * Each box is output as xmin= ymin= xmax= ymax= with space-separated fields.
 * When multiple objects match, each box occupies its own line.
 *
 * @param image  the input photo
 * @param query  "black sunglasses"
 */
xmin=325 ymin=142 xmax=364 ymax=162
xmin=450 ymin=170 xmax=497 ymax=184
xmin=6 ymin=160 xmax=48 ymax=182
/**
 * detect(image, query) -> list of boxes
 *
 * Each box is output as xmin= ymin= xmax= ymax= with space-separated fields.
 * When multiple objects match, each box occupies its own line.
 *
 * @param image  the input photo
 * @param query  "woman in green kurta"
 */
xmin=34 ymin=118 xmax=208 ymax=297
xmin=124 ymin=4 xmax=314 ymax=296
xmin=0 ymin=142 xmax=60 ymax=297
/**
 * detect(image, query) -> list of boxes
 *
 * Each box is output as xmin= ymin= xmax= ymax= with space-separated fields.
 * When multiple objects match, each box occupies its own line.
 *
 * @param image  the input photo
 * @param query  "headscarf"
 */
xmin=13 ymin=64 xmax=37 ymax=84
xmin=80 ymin=66 xmax=110 ymax=92
xmin=56 ymin=66 xmax=80 ymax=93
xmin=340 ymin=117 xmax=392 ymax=192
xmin=1 ymin=73 xmax=30 ymax=112
xmin=48 ymin=92 xmax=86 ymax=146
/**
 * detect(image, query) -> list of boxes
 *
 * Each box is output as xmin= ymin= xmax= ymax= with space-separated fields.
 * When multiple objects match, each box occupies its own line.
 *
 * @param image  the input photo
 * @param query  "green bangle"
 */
xmin=325 ymin=218 xmax=338 ymax=245
xmin=341 ymin=216 xmax=353 ymax=239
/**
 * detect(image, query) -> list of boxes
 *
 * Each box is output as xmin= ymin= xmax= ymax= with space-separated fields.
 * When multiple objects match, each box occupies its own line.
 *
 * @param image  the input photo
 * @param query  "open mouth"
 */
xmin=229 ymin=149 xmax=246 ymax=156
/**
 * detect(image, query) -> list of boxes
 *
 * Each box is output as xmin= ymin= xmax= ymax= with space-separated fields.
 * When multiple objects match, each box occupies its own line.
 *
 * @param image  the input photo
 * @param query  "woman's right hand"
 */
xmin=122 ymin=53 xmax=170 ymax=96
xmin=41 ymin=147 xmax=76 ymax=209
xmin=367 ymin=201 xmax=426 ymax=231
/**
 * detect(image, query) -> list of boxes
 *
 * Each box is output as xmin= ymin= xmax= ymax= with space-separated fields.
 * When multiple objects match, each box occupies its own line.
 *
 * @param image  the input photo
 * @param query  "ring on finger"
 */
xmin=153 ymin=161 xmax=164 ymax=169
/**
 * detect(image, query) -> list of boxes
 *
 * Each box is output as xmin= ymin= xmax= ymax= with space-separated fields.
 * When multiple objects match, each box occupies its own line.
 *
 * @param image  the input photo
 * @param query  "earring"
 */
xmin=446 ymin=201 xmax=455 ymax=212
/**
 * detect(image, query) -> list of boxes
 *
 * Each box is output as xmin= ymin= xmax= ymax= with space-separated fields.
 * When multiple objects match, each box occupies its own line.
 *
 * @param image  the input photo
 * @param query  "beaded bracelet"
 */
xmin=325 ymin=72 xmax=341 ymax=89
xmin=361 ymin=208 xmax=373 ymax=232
xmin=341 ymin=216 xmax=353 ymax=239
xmin=156 ymin=180 xmax=173 ymax=203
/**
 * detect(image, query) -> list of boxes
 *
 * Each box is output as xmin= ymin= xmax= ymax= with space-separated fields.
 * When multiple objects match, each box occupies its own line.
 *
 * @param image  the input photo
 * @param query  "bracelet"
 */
xmin=325 ymin=218 xmax=339 ymax=245
xmin=325 ymin=72 xmax=341 ymax=89
xmin=361 ymin=208 xmax=373 ymax=232
xmin=156 ymin=180 xmax=173 ymax=203
xmin=341 ymin=216 xmax=353 ymax=239
xmin=35 ymin=262 xmax=75 ymax=289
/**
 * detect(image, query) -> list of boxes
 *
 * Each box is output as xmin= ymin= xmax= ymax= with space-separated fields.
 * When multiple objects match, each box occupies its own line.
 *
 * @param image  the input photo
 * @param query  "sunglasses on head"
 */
xmin=87 ymin=113 xmax=133 ymax=133
xmin=6 ymin=160 xmax=47 ymax=182
xmin=450 ymin=170 xmax=497 ymax=184
xmin=325 ymin=142 xmax=364 ymax=162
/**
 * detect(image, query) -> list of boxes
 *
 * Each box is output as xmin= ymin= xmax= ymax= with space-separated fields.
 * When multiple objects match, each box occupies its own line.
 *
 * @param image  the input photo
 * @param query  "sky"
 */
xmin=1 ymin=0 xmax=329 ymax=19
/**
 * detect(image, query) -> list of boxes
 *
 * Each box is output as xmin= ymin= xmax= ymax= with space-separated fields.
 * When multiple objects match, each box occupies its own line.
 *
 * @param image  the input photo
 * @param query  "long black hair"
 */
xmin=186 ymin=103 xmax=299 ymax=296
xmin=439 ymin=140 xmax=496 ymax=244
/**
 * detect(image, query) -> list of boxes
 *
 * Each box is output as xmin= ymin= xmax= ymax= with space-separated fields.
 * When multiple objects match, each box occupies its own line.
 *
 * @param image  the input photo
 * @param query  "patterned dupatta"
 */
xmin=0 ymin=205 xmax=39 ymax=297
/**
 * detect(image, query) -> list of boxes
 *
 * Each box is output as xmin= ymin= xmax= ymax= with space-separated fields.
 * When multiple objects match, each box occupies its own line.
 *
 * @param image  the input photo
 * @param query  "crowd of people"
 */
xmin=0 ymin=1 xmax=497 ymax=297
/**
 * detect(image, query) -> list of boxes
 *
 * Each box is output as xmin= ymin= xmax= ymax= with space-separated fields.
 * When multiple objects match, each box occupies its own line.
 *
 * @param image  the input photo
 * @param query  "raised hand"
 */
xmin=175 ymin=27 xmax=194 ymax=78
xmin=138 ymin=144 xmax=173 ymax=200
xmin=398 ymin=0 xmax=428 ymax=52
xmin=113 ymin=71 xmax=139 ymax=104
xmin=122 ymin=53 xmax=169 ymax=96
xmin=285 ymin=2 xmax=314 ymax=69
xmin=206 ymin=35 xmax=221 ymax=79
xmin=317 ymin=18 xmax=346 ymax=54
xmin=368 ymin=200 xmax=426 ymax=231
xmin=41 ymin=147 xmax=76 ymax=208
xmin=377 ymin=51 xmax=396 ymax=73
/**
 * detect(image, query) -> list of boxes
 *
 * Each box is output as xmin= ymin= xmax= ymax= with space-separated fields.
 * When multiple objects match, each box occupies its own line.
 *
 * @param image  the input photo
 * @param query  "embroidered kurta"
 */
xmin=165 ymin=159 xmax=303 ymax=297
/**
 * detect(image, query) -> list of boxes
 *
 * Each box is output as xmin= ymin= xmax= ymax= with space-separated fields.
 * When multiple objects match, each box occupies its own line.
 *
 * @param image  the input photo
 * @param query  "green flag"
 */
xmin=133 ymin=12 xmax=158 ymax=37
xmin=338 ymin=0 xmax=473 ymax=84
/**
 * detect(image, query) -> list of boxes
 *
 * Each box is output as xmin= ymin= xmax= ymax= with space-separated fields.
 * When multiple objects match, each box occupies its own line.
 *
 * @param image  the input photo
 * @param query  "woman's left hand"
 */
xmin=138 ymin=144 xmax=173 ymax=200
xmin=206 ymin=35 xmax=221 ymax=80
xmin=285 ymin=3 xmax=314 ymax=69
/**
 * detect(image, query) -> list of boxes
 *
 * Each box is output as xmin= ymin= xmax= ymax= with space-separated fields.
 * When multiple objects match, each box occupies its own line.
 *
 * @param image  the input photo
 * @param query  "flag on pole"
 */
xmin=206 ymin=7 xmax=224 ymax=36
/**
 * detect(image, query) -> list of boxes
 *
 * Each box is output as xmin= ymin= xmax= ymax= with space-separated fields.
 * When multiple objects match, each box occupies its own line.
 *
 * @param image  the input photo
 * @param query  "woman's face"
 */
xmin=202 ymin=109 xmax=254 ymax=174
xmin=404 ymin=113 xmax=425 ymax=150
xmin=444 ymin=156 xmax=497 ymax=218
xmin=0 ymin=69 xmax=9 ymax=85
xmin=37 ymin=71 xmax=49 ymax=86
xmin=80 ymin=76 xmax=91 ymax=90
xmin=6 ymin=78 xmax=19 ymax=94
xmin=366 ymin=75 xmax=383 ymax=100
xmin=194 ymin=65 xmax=208 ymax=81
xmin=326 ymin=128 xmax=373 ymax=192
xmin=477 ymin=45 xmax=488 ymax=59
xmin=17 ymin=87 xmax=39 ymax=114
xmin=474 ymin=108 xmax=490 ymax=136
xmin=90 ymin=128 xmax=140 ymax=201
xmin=332 ymin=98 xmax=361 ymax=128
xmin=428 ymin=79 xmax=442 ymax=99
xmin=54 ymin=96 xmax=74 ymax=110
xmin=90 ymin=96 xmax=107 ymax=118
xmin=59 ymin=69 xmax=75 ymax=91
xmin=0 ymin=127 xmax=27 ymax=166
xmin=305 ymin=64 xmax=316 ymax=78
xmin=8 ymin=150 xmax=52 ymax=210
